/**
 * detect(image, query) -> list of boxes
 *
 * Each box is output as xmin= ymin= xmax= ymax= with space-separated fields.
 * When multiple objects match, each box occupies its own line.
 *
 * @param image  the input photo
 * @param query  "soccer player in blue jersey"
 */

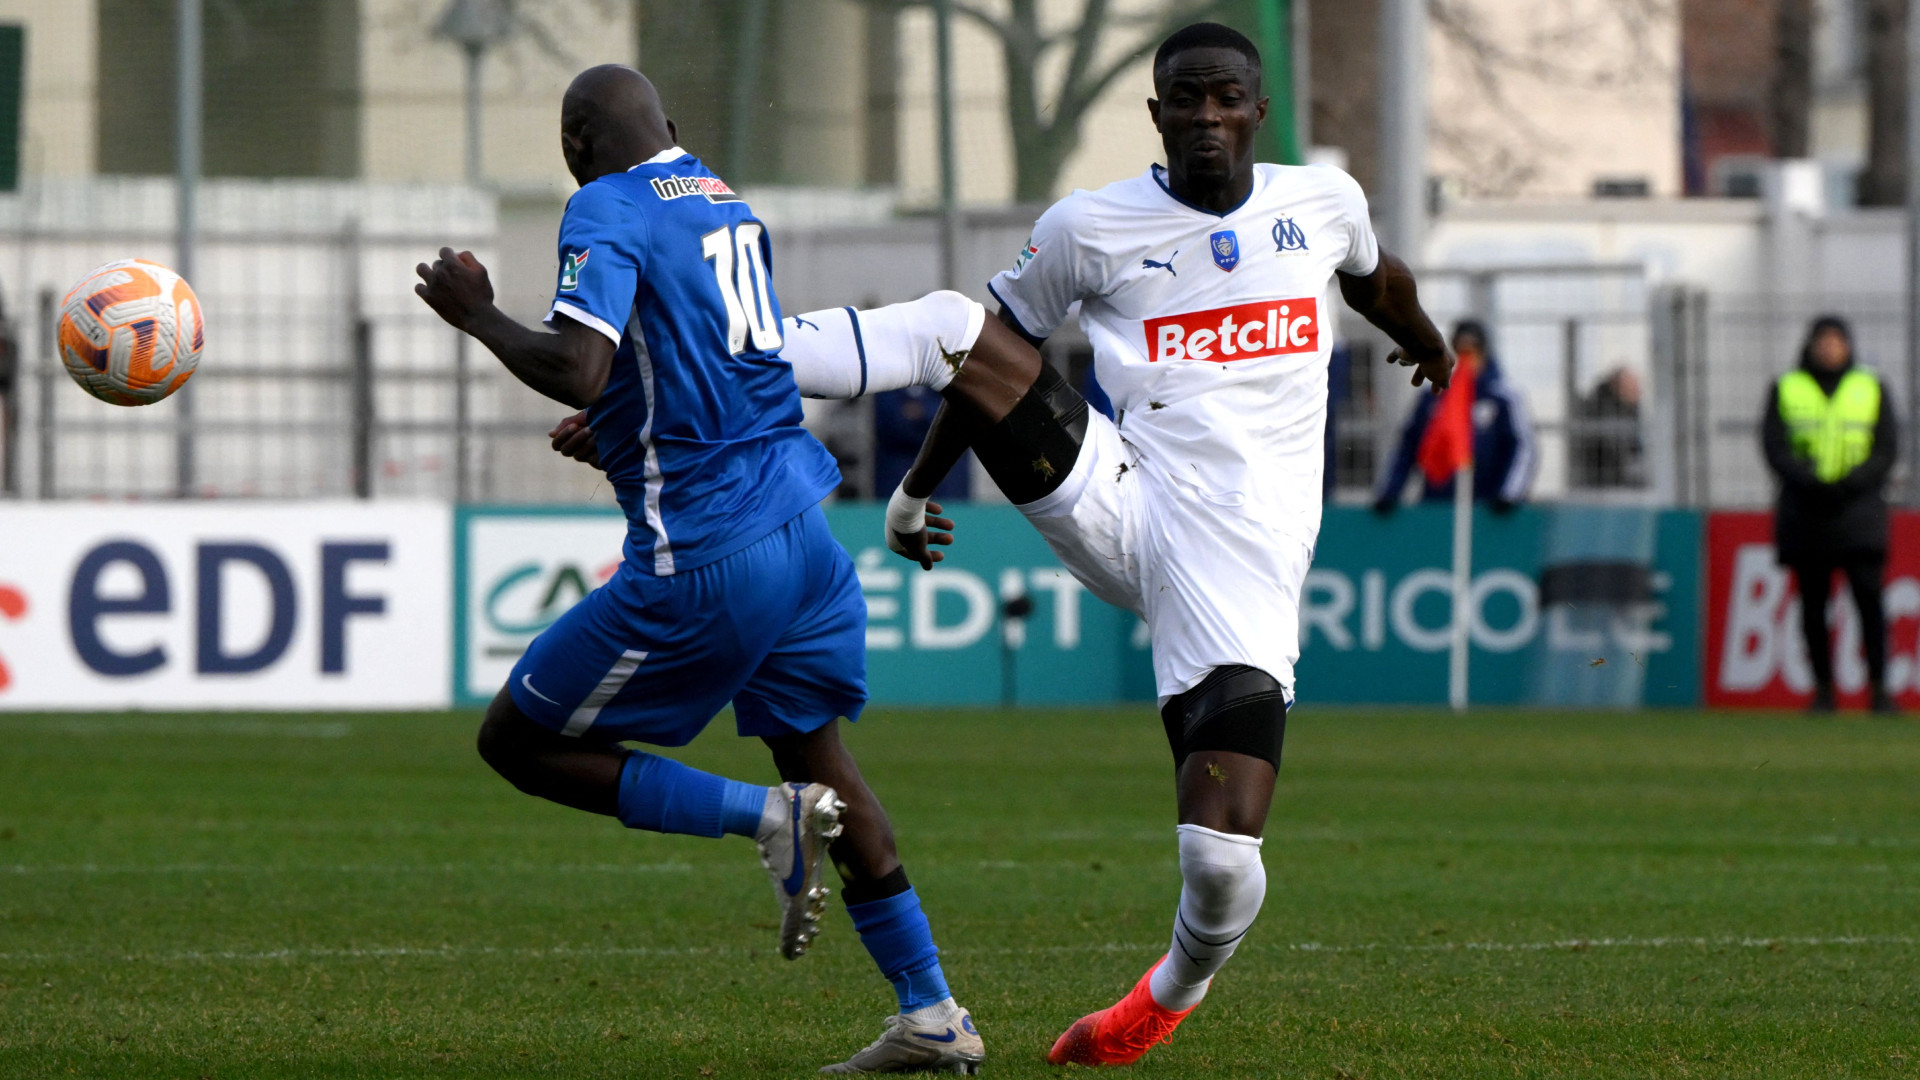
xmin=414 ymin=65 xmax=982 ymax=1074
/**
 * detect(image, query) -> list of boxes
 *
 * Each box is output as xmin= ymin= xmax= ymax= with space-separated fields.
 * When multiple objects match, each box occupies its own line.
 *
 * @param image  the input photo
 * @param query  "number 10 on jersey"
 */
xmin=702 ymin=222 xmax=782 ymax=356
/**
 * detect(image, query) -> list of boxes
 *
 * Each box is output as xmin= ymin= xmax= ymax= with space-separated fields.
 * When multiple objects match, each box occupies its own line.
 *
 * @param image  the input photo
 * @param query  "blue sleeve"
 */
xmin=1375 ymin=395 xmax=1432 ymax=503
xmin=545 ymin=181 xmax=646 ymax=345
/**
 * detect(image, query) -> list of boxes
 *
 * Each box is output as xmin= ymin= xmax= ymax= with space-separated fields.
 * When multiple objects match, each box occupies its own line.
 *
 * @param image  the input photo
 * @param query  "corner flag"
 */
xmin=1419 ymin=367 xmax=1477 ymax=713
xmin=1418 ymin=365 xmax=1476 ymax=485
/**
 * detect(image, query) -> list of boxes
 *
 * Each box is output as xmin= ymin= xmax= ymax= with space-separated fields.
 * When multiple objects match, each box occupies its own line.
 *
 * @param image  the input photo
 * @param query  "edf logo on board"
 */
xmin=67 ymin=539 xmax=389 ymax=677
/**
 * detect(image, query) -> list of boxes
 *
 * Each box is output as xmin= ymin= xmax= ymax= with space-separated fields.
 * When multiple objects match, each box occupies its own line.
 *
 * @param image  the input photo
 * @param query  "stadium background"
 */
xmin=1 ymin=5 xmax=1917 ymax=1078
xmin=0 ymin=0 xmax=1909 ymax=714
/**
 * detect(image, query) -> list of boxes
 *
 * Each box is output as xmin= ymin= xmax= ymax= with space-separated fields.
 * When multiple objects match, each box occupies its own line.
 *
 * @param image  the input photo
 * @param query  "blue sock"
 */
xmin=616 ymin=752 xmax=768 ymax=838
xmin=847 ymin=886 xmax=951 ymax=1013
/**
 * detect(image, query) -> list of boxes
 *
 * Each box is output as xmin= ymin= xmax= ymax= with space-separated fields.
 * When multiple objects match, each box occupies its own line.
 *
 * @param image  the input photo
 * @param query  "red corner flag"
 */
xmin=1417 ymin=366 xmax=1476 ymax=485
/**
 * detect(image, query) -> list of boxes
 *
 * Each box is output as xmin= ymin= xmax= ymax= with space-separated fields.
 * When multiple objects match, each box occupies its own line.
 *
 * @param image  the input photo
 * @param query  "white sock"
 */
xmin=1148 ymin=824 xmax=1266 ymax=1012
xmin=903 ymin=996 xmax=962 ymax=1023
xmin=783 ymin=291 xmax=985 ymax=399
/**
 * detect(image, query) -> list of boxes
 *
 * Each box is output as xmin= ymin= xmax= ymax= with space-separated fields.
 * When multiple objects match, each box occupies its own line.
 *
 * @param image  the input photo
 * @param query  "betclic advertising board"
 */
xmin=1706 ymin=511 xmax=1920 ymax=709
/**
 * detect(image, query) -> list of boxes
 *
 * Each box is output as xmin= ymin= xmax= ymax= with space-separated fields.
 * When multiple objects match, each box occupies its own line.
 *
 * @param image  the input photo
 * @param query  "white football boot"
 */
xmin=756 ymin=781 xmax=846 ymax=959
xmin=820 ymin=1007 xmax=985 ymax=1075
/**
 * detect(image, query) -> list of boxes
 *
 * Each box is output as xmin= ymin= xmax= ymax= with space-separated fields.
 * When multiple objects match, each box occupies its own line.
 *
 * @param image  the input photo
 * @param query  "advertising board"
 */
xmin=455 ymin=504 xmax=1700 ymax=710
xmin=1299 ymin=505 xmax=1701 ymax=707
xmin=1705 ymin=511 xmax=1920 ymax=708
xmin=452 ymin=504 xmax=1152 ymax=708
xmin=0 ymin=502 xmax=450 ymax=709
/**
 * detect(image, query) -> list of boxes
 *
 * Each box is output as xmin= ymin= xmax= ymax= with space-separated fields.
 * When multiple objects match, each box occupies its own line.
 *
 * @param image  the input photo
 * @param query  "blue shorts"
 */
xmin=508 ymin=504 xmax=867 ymax=746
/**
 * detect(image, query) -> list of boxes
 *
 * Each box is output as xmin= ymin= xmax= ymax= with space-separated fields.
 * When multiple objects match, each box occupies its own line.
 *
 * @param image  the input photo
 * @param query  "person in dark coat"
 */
xmin=1372 ymin=320 xmax=1536 ymax=513
xmin=1762 ymin=315 xmax=1900 ymax=713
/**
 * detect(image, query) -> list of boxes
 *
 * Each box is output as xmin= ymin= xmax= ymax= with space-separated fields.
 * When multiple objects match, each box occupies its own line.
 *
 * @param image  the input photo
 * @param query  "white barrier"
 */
xmin=0 ymin=502 xmax=450 ymax=709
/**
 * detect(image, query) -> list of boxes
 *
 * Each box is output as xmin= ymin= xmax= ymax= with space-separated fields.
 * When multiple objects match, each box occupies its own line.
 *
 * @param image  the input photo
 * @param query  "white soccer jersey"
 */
xmin=988 ymin=162 xmax=1380 ymax=699
xmin=990 ymin=162 xmax=1377 ymax=539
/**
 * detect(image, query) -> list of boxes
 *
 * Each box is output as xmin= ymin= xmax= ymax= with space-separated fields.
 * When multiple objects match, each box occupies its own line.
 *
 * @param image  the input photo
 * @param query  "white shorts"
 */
xmin=1017 ymin=411 xmax=1314 ymax=703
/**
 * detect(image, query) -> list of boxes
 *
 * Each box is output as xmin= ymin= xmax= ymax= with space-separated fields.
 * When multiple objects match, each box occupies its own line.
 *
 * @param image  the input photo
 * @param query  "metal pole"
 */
xmin=1293 ymin=0 xmax=1312 ymax=152
xmin=1378 ymin=0 xmax=1427 ymax=258
xmin=729 ymin=0 xmax=770 ymax=182
xmin=174 ymin=0 xmax=201 ymax=498
xmin=935 ymin=0 xmax=958 ymax=290
xmin=351 ymin=318 xmax=373 ymax=499
xmin=1448 ymin=461 xmax=1473 ymax=712
xmin=453 ymin=334 xmax=471 ymax=502
xmin=1563 ymin=318 xmax=1580 ymax=488
xmin=1257 ymin=0 xmax=1302 ymax=164
xmin=463 ymin=43 xmax=484 ymax=185
xmin=1906 ymin=0 xmax=1920 ymax=502
xmin=36 ymin=288 xmax=53 ymax=499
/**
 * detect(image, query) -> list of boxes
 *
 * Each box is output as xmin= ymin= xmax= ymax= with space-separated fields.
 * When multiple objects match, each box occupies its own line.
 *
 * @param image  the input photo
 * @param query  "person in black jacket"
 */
xmin=1761 ymin=315 xmax=1900 ymax=713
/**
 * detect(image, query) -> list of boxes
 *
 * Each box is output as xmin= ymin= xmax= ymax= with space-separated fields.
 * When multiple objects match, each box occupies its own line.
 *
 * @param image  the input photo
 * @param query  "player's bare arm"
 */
xmin=1338 ymin=251 xmax=1454 ymax=390
xmin=888 ymin=312 xmax=1042 ymax=566
xmin=415 ymin=248 xmax=614 ymax=408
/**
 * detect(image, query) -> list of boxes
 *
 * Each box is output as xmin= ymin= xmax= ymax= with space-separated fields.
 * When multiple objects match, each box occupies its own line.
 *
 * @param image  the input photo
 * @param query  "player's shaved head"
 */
xmin=560 ymin=64 xmax=678 ymax=187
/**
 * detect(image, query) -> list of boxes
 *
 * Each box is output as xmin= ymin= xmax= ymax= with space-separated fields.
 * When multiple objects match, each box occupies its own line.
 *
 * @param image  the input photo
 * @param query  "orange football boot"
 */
xmin=1047 ymin=958 xmax=1196 ymax=1066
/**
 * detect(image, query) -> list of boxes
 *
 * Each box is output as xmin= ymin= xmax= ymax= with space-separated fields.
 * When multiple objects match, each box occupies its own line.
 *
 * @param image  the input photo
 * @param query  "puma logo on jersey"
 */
xmin=1142 ymin=251 xmax=1178 ymax=276
xmin=1145 ymin=298 xmax=1319 ymax=363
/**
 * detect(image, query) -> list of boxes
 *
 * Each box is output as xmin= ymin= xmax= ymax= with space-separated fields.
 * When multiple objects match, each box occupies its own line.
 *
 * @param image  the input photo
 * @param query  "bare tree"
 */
xmin=1425 ymin=0 xmax=1676 ymax=198
xmin=383 ymin=1 xmax=631 ymax=77
xmin=859 ymin=0 xmax=1223 ymax=202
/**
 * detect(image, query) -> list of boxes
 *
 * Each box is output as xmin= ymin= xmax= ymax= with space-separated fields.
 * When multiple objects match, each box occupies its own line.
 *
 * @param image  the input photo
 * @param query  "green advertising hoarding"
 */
xmin=452 ymin=504 xmax=1700 ymax=709
xmin=1298 ymin=505 xmax=1700 ymax=707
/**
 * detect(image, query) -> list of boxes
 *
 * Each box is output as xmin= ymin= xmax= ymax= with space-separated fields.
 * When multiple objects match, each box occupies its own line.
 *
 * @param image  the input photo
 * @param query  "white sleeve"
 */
xmin=986 ymin=196 xmax=1099 ymax=341
xmin=1326 ymin=167 xmax=1380 ymax=276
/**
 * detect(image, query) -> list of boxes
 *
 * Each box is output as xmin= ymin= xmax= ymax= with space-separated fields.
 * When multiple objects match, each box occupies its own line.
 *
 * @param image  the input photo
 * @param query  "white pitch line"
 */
xmin=0 ymin=935 xmax=1912 ymax=967
xmin=4 ymin=718 xmax=354 ymax=738
xmin=1 ymin=863 xmax=695 ymax=876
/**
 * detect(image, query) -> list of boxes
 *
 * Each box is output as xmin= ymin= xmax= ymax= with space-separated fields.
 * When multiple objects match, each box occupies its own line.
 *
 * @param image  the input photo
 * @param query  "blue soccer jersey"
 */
xmin=545 ymin=146 xmax=840 ymax=575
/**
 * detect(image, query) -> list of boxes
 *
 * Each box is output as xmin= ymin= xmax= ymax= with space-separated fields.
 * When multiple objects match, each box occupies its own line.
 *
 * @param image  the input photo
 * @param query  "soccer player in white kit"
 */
xmin=548 ymin=22 xmax=1452 ymax=1067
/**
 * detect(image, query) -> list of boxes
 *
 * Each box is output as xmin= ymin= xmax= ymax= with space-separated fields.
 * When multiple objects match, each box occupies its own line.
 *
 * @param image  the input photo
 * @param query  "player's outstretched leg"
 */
xmin=764 ymin=722 xmax=984 ymax=1075
xmin=475 ymin=689 xmax=844 ymax=958
xmin=784 ymin=291 xmax=986 ymax=400
xmin=1049 ymin=666 xmax=1282 ymax=1067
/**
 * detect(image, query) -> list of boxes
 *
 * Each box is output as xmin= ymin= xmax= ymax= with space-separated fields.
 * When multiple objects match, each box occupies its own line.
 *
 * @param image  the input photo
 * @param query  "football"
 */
xmin=58 ymin=258 xmax=204 ymax=406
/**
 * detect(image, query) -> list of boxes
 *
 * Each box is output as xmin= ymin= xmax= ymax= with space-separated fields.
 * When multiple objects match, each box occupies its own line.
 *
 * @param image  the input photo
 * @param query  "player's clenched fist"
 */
xmin=414 ymin=248 xmax=495 ymax=332
xmin=548 ymin=411 xmax=603 ymax=470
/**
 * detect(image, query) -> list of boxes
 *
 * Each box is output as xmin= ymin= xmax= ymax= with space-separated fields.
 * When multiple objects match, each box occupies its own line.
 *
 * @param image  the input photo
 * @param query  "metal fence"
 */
xmin=1333 ymin=263 xmax=1656 ymax=503
xmin=2 ymin=225 xmax=616 ymax=504
xmin=0 ymin=218 xmax=1904 ymax=510
xmin=1693 ymin=292 xmax=1909 ymax=508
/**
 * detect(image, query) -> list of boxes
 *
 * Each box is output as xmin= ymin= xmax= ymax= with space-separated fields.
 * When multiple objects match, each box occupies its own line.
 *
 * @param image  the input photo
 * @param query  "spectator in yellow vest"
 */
xmin=1762 ymin=315 xmax=1900 ymax=713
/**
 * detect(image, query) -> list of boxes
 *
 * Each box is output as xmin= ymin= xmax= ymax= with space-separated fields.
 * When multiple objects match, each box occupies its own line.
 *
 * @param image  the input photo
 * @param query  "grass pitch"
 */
xmin=1 ymin=706 xmax=1917 ymax=1079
